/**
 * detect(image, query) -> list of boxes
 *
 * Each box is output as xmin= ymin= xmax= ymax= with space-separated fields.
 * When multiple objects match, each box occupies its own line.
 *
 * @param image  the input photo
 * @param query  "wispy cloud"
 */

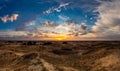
xmin=24 ymin=21 xmax=35 ymax=27
xmin=55 ymin=0 xmax=99 ymax=12
xmin=58 ymin=15 xmax=69 ymax=21
xmin=0 ymin=14 xmax=19 ymax=23
xmin=0 ymin=31 xmax=28 ymax=37
xmin=44 ymin=2 xmax=71 ymax=14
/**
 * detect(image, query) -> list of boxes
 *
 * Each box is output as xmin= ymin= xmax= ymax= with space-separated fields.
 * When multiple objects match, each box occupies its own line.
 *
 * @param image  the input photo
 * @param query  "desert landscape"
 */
xmin=0 ymin=41 xmax=120 ymax=71
xmin=1 ymin=0 xmax=120 ymax=71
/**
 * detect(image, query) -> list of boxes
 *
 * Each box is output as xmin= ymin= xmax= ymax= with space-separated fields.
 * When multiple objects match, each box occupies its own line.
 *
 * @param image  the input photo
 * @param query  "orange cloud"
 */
xmin=44 ymin=21 xmax=53 ymax=26
xmin=1 ymin=15 xmax=8 ymax=23
xmin=0 ymin=14 xmax=19 ymax=23
xmin=9 ymin=14 xmax=19 ymax=22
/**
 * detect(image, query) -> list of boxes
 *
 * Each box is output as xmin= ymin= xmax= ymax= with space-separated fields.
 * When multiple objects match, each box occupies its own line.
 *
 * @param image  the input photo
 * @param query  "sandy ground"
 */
xmin=0 ymin=41 xmax=120 ymax=71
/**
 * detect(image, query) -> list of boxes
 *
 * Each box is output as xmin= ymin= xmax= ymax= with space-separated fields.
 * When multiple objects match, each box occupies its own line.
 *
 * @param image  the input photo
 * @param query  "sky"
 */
xmin=0 ymin=0 xmax=120 ymax=40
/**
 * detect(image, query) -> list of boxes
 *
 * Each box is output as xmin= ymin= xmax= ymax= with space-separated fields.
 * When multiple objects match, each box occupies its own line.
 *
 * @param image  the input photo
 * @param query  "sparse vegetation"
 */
xmin=42 ymin=67 xmax=48 ymax=71
xmin=0 ymin=41 xmax=120 ymax=71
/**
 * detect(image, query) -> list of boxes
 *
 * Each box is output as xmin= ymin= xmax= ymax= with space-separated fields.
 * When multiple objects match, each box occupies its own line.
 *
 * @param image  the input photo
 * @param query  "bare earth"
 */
xmin=0 ymin=41 xmax=120 ymax=71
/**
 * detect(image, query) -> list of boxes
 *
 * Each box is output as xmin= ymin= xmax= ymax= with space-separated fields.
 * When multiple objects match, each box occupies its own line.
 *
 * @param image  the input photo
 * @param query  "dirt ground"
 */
xmin=0 ymin=41 xmax=120 ymax=71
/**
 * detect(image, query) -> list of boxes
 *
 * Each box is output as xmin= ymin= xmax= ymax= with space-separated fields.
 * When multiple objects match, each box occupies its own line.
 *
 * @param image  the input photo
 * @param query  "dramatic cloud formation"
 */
xmin=36 ymin=21 xmax=88 ymax=37
xmin=0 ymin=14 xmax=19 ymax=23
xmin=0 ymin=0 xmax=120 ymax=40
xmin=92 ymin=0 xmax=120 ymax=39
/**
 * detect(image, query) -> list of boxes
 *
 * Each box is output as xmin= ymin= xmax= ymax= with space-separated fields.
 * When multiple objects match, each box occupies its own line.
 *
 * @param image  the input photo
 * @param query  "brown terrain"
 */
xmin=0 ymin=41 xmax=120 ymax=71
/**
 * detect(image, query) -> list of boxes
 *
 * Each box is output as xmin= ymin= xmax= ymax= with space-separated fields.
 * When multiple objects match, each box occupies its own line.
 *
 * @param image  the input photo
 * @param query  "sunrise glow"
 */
xmin=55 ymin=37 xmax=66 ymax=41
xmin=0 ymin=0 xmax=120 ymax=40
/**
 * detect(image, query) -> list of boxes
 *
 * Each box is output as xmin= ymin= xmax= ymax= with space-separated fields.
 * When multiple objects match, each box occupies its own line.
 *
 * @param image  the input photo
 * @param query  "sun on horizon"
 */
xmin=55 ymin=37 xmax=65 ymax=41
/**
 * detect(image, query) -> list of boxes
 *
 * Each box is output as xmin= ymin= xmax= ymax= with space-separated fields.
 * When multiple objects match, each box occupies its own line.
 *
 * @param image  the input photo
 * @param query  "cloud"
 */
xmin=0 ymin=14 xmax=19 ymax=23
xmin=0 ymin=20 xmax=89 ymax=40
xmin=44 ymin=7 xmax=53 ymax=14
xmin=0 ymin=31 xmax=28 ymax=37
xmin=24 ymin=21 xmax=35 ymax=27
xmin=55 ymin=0 xmax=99 ymax=12
xmin=68 ymin=22 xmax=88 ymax=36
xmin=44 ymin=2 xmax=71 ymax=14
xmin=36 ymin=21 xmax=88 ymax=37
xmin=44 ymin=21 xmax=54 ymax=26
xmin=0 ymin=30 xmax=45 ymax=39
xmin=58 ymin=15 xmax=69 ymax=21
xmin=54 ymin=2 xmax=71 ymax=12
xmin=91 ymin=0 xmax=120 ymax=39
xmin=15 ymin=20 xmax=36 ymax=31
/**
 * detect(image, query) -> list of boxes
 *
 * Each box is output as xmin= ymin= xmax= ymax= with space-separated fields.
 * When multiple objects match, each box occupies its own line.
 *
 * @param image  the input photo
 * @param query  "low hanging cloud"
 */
xmin=0 ymin=31 xmax=28 ymax=37
xmin=91 ymin=0 xmax=120 ymax=39
xmin=37 ymin=21 xmax=88 ymax=37
xmin=0 ymin=14 xmax=19 ymax=23
xmin=0 ymin=20 xmax=89 ymax=40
